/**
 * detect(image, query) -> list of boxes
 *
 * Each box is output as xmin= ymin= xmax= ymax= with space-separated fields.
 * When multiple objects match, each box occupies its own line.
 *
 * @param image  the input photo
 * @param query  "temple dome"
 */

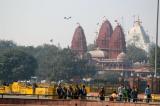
xmin=71 ymin=25 xmax=87 ymax=55
xmin=88 ymin=48 xmax=108 ymax=58
xmin=117 ymin=52 xmax=127 ymax=61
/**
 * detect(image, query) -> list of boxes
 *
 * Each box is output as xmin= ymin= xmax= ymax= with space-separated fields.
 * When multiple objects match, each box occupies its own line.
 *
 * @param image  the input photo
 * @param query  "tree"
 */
xmin=33 ymin=45 xmax=96 ymax=81
xmin=0 ymin=49 xmax=37 ymax=82
xmin=0 ymin=40 xmax=96 ymax=82
xmin=126 ymin=44 xmax=148 ymax=63
xmin=87 ymin=43 xmax=96 ymax=51
xmin=0 ymin=40 xmax=16 ymax=49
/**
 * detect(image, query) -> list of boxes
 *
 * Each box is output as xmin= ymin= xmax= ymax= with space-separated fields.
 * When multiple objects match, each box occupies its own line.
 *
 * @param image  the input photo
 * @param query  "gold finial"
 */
xmin=136 ymin=16 xmax=142 ymax=25
xmin=76 ymin=22 xmax=80 ymax=26
xmin=115 ymin=19 xmax=119 ymax=25
xmin=102 ymin=16 xmax=107 ymax=22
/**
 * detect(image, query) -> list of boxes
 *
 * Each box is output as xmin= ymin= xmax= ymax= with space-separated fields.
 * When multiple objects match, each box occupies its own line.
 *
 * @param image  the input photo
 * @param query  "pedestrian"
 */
xmin=80 ymin=85 xmax=87 ymax=99
xmin=67 ymin=85 xmax=74 ymax=99
xmin=117 ymin=84 xmax=123 ymax=101
xmin=126 ymin=86 xmax=132 ymax=102
xmin=62 ymin=86 xmax=67 ymax=99
xmin=131 ymin=87 xmax=138 ymax=102
xmin=32 ymin=83 xmax=37 ymax=95
xmin=56 ymin=84 xmax=63 ymax=99
xmin=99 ymin=87 xmax=105 ymax=101
xmin=74 ymin=84 xmax=80 ymax=99
xmin=145 ymin=85 xmax=151 ymax=103
xmin=122 ymin=86 xmax=128 ymax=102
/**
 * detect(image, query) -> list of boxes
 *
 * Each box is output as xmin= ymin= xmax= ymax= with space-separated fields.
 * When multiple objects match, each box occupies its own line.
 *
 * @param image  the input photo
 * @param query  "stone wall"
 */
xmin=0 ymin=99 xmax=159 ymax=106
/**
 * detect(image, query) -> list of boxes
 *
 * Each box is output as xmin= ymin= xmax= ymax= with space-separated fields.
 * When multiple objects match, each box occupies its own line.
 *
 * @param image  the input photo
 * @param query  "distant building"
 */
xmin=96 ymin=20 xmax=113 ymax=52
xmin=126 ymin=18 xmax=150 ymax=52
xmin=109 ymin=24 xmax=126 ymax=59
xmin=71 ymin=25 xmax=87 ymax=57
xmin=88 ymin=19 xmax=130 ymax=76
xmin=95 ymin=19 xmax=126 ymax=59
xmin=70 ymin=18 xmax=152 ymax=78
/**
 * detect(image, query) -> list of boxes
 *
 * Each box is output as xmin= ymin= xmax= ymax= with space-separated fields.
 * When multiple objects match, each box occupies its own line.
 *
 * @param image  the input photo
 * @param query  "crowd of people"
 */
xmin=56 ymin=84 xmax=87 ymax=99
xmin=114 ymin=84 xmax=138 ymax=102
xmin=56 ymin=83 xmax=152 ymax=103
xmin=106 ymin=84 xmax=151 ymax=103
xmin=98 ymin=84 xmax=138 ymax=102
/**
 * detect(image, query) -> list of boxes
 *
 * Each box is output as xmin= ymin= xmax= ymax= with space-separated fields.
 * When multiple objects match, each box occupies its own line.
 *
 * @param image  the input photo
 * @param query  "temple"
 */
xmin=109 ymin=24 xmax=126 ymax=59
xmin=71 ymin=25 xmax=87 ymax=56
xmin=126 ymin=18 xmax=150 ymax=52
xmin=96 ymin=20 xmax=113 ymax=51
xmin=71 ymin=19 xmax=130 ymax=76
xmin=70 ymin=18 xmax=158 ymax=93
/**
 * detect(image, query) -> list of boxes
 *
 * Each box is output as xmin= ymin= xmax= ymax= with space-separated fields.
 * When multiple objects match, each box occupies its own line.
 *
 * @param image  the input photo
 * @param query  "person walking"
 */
xmin=126 ymin=86 xmax=132 ymax=102
xmin=122 ymin=86 xmax=128 ymax=102
xmin=145 ymin=85 xmax=151 ymax=103
xmin=131 ymin=87 xmax=138 ymax=102
xmin=99 ymin=87 xmax=105 ymax=101
xmin=118 ymin=84 xmax=124 ymax=101
xmin=56 ymin=84 xmax=63 ymax=99
xmin=74 ymin=84 xmax=80 ymax=99
xmin=67 ymin=85 xmax=74 ymax=99
xmin=62 ymin=86 xmax=67 ymax=99
xmin=80 ymin=85 xmax=87 ymax=99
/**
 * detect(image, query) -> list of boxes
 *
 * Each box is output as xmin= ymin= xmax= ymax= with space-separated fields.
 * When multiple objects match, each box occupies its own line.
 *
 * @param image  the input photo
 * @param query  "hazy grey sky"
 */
xmin=0 ymin=0 xmax=159 ymax=47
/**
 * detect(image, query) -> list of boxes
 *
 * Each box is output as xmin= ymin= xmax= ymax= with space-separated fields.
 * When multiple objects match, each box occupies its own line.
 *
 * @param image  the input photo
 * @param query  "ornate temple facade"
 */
xmin=95 ymin=20 xmax=126 ymax=59
xmin=126 ymin=18 xmax=150 ymax=52
xmin=70 ymin=18 xmax=151 ymax=77
xmin=96 ymin=20 xmax=113 ymax=52
xmin=71 ymin=25 xmax=87 ymax=56
xmin=71 ymin=19 xmax=131 ymax=75
xmin=70 ymin=19 xmax=159 ymax=93
xmin=88 ymin=19 xmax=130 ymax=74
xmin=109 ymin=24 xmax=126 ymax=59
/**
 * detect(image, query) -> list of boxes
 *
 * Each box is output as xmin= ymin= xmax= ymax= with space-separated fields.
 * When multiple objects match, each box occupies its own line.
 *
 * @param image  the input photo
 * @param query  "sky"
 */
xmin=0 ymin=0 xmax=159 ymax=47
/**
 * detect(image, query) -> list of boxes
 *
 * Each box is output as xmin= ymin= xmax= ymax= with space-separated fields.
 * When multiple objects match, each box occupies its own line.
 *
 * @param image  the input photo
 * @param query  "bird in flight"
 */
xmin=64 ymin=16 xmax=71 ymax=20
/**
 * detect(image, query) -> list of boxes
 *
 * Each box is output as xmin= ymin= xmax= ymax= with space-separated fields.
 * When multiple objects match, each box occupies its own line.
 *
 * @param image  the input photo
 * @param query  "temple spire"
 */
xmin=71 ymin=25 xmax=87 ymax=56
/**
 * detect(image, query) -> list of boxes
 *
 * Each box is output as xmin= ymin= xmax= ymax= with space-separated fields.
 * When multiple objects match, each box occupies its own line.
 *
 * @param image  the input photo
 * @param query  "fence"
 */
xmin=0 ymin=93 xmax=160 ymax=105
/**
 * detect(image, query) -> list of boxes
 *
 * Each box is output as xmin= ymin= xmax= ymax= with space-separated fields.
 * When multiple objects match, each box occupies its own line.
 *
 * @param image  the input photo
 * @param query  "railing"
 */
xmin=0 ymin=93 xmax=160 ymax=103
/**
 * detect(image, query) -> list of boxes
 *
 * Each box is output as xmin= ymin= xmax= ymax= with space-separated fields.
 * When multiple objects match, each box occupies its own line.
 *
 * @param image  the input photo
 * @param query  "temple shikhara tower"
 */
xmin=94 ymin=19 xmax=126 ymax=59
xmin=71 ymin=24 xmax=87 ymax=56
xmin=109 ymin=24 xmax=126 ymax=59
xmin=96 ymin=20 xmax=113 ymax=51
xmin=126 ymin=18 xmax=150 ymax=52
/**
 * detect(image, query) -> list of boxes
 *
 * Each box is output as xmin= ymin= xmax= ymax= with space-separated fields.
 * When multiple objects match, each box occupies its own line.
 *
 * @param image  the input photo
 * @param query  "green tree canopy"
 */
xmin=0 ymin=40 xmax=96 ymax=82
xmin=87 ymin=43 xmax=97 ymax=51
xmin=0 ymin=40 xmax=16 ymax=49
xmin=34 ymin=45 xmax=96 ymax=81
xmin=0 ymin=49 xmax=38 ymax=82
xmin=126 ymin=44 xmax=148 ymax=63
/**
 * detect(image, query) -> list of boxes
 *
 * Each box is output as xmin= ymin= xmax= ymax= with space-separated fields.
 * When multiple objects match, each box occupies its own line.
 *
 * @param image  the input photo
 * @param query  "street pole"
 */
xmin=155 ymin=0 xmax=159 ymax=77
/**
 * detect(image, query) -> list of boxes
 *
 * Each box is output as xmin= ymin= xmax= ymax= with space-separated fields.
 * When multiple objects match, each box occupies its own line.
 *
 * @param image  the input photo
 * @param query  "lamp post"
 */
xmin=155 ymin=0 xmax=159 ymax=77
